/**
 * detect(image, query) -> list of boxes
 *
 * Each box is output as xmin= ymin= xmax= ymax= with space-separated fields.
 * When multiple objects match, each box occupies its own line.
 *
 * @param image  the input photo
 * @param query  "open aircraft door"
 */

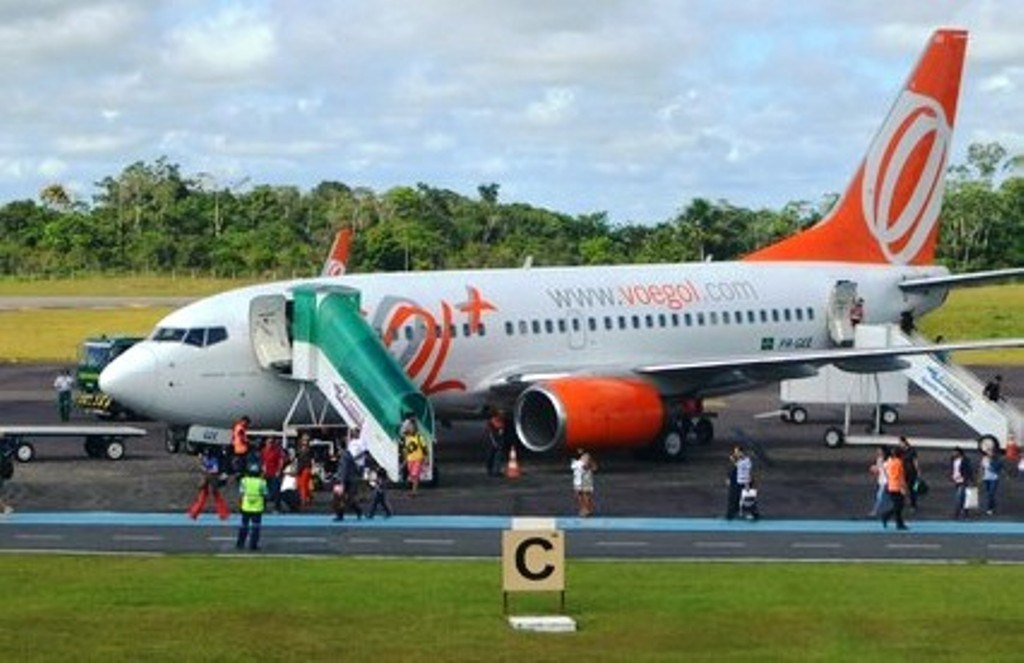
xmin=249 ymin=294 xmax=293 ymax=373
xmin=826 ymin=281 xmax=859 ymax=347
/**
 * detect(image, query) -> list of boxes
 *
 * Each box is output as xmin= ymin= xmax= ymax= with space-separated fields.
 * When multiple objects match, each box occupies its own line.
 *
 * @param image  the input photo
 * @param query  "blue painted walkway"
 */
xmin=3 ymin=512 xmax=1024 ymax=536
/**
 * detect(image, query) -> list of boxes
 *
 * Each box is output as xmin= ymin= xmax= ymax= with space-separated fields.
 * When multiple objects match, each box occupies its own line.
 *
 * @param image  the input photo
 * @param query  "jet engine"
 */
xmin=514 ymin=377 xmax=666 ymax=453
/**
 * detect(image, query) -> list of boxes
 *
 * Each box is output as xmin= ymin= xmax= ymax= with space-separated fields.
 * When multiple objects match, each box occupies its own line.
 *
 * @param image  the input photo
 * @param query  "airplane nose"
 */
xmin=99 ymin=345 xmax=158 ymax=414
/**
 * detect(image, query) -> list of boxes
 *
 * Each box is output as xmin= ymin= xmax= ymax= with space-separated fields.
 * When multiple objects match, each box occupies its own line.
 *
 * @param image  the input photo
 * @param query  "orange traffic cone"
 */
xmin=506 ymin=445 xmax=521 ymax=479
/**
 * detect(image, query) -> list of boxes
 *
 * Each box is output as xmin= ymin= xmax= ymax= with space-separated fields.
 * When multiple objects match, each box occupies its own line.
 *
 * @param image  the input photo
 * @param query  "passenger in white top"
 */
xmin=570 ymin=450 xmax=597 ymax=518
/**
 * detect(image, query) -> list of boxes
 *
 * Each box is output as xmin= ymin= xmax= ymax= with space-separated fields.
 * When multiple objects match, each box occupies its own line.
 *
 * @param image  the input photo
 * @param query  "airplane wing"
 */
xmin=486 ymin=338 xmax=1024 ymax=401
xmin=635 ymin=338 xmax=1024 ymax=396
xmin=900 ymin=267 xmax=1024 ymax=291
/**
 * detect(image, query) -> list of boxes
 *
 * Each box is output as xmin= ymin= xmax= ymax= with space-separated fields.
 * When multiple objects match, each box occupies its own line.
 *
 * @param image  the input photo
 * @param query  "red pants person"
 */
xmin=188 ymin=476 xmax=230 ymax=520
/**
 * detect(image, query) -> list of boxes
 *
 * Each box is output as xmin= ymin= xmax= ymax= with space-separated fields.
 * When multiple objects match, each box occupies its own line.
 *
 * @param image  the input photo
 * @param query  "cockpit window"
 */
xmin=151 ymin=326 xmax=229 ymax=348
xmin=183 ymin=328 xmax=205 ymax=347
xmin=206 ymin=327 xmax=228 ymax=346
xmin=152 ymin=327 xmax=186 ymax=342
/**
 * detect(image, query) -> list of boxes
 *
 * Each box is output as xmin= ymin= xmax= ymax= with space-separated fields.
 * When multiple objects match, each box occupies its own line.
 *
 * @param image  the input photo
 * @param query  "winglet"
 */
xmin=745 ymin=29 xmax=968 ymax=266
xmin=321 ymin=227 xmax=353 ymax=276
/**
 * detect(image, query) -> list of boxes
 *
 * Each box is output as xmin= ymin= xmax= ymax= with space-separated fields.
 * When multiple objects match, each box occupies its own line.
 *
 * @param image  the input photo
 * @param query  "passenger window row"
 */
xmin=501 ymin=306 xmax=816 ymax=336
xmin=376 ymin=323 xmax=489 ymax=343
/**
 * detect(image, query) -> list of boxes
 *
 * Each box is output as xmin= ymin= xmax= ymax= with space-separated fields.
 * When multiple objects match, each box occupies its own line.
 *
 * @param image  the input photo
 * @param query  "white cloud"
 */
xmin=0 ymin=2 xmax=1019 ymax=222
xmin=162 ymin=4 xmax=277 ymax=81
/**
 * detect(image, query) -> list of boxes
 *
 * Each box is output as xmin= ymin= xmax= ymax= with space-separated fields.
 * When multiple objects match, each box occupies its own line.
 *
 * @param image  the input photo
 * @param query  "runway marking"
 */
xmin=987 ymin=543 xmax=1024 ymax=551
xmin=403 ymin=538 xmax=455 ymax=546
xmin=348 ymin=537 xmax=382 ymax=545
xmin=14 ymin=534 xmax=63 ymax=541
xmin=791 ymin=542 xmax=843 ymax=549
xmin=886 ymin=543 xmax=941 ymax=550
xmin=693 ymin=541 xmax=746 ymax=549
xmin=208 ymin=536 xmax=236 ymax=543
xmin=595 ymin=541 xmax=649 ymax=548
xmin=279 ymin=537 xmax=327 ymax=544
xmin=112 ymin=535 xmax=163 ymax=542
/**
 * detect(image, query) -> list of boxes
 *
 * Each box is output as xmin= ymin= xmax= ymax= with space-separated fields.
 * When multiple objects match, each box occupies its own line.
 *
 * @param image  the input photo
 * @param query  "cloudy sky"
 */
xmin=1 ymin=1 xmax=1022 ymax=224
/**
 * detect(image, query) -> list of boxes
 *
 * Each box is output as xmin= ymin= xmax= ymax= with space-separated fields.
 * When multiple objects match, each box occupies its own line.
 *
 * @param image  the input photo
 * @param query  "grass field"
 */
xmin=0 ymin=555 xmax=1020 ymax=661
xmin=2 ymin=280 xmax=1020 ymax=364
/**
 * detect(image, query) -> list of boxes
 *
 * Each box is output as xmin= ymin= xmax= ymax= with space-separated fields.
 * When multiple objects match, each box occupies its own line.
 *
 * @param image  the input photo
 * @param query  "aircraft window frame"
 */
xmin=587 ymin=317 xmax=597 ymax=332
xmin=684 ymin=313 xmax=693 ymax=327
xmin=558 ymin=319 xmax=567 ymax=333
xmin=618 ymin=316 xmax=627 ymax=330
xmin=152 ymin=327 xmax=186 ymax=343
xmin=709 ymin=311 xmax=718 ymax=326
xmin=544 ymin=319 xmax=554 ymax=334
xmin=671 ymin=313 xmax=679 ymax=327
xmin=504 ymin=321 xmax=514 ymax=336
xmin=531 ymin=320 xmax=541 ymax=335
xmin=807 ymin=307 xmax=815 ymax=320
xmin=658 ymin=313 xmax=666 ymax=328
xmin=759 ymin=310 xmax=768 ymax=323
xmin=747 ymin=311 xmax=756 ymax=324
xmin=722 ymin=311 xmax=731 ymax=325
xmin=795 ymin=308 xmax=803 ymax=321
xmin=478 ymin=323 xmax=486 ymax=337
xmin=604 ymin=317 xmax=613 ymax=331
xmin=771 ymin=309 xmax=780 ymax=323
xmin=519 ymin=320 xmax=529 ymax=335
xmin=783 ymin=309 xmax=791 ymax=322
xmin=462 ymin=323 xmax=471 ymax=337
xmin=644 ymin=314 xmax=654 ymax=328
xmin=697 ymin=312 xmax=705 ymax=326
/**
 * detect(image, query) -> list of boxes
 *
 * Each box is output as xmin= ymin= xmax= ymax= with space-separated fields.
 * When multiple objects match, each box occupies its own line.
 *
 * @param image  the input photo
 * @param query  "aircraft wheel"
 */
xmin=824 ymin=427 xmax=845 ymax=449
xmin=694 ymin=418 xmax=714 ymax=445
xmin=15 ymin=442 xmax=34 ymax=463
xmin=657 ymin=428 xmax=686 ymax=461
xmin=105 ymin=439 xmax=126 ymax=461
xmin=164 ymin=430 xmax=181 ymax=454
xmin=789 ymin=406 xmax=808 ymax=425
xmin=879 ymin=406 xmax=899 ymax=426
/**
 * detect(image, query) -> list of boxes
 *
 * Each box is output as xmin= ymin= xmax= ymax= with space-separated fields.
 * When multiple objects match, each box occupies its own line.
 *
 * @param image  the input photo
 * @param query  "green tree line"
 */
xmin=2 ymin=144 xmax=1021 ymax=277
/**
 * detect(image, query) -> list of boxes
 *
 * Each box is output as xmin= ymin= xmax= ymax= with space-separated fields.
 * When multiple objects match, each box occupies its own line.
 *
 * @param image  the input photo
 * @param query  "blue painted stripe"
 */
xmin=2 ymin=512 xmax=1024 ymax=535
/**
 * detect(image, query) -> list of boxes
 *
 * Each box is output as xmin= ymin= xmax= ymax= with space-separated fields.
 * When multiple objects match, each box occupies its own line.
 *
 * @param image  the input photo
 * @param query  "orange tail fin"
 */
xmin=745 ymin=29 xmax=967 ymax=266
xmin=322 ymin=227 xmax=353 ymax=276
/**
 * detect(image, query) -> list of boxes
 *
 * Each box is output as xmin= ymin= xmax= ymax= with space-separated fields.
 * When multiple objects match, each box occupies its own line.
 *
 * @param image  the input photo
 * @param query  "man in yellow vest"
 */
xmin=236 ymin=461 xmax=268 ymax=551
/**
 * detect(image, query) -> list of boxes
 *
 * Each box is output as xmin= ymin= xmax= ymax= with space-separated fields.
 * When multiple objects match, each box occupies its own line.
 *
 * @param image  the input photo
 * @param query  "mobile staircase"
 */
xmin=249 ymin=285 xmax=435 ymax=482
xmin=807 ymin=324 xmax=1023 ymax=450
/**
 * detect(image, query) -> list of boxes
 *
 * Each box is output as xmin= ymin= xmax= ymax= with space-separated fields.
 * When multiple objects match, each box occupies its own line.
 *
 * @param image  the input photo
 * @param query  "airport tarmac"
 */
xmin=1 ymin=363 xmax=1021 ymax=523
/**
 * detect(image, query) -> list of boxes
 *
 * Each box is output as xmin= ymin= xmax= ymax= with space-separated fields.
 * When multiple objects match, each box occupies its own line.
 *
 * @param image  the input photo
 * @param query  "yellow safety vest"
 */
xmin=240 ymin=475 xmax=266 ymax=513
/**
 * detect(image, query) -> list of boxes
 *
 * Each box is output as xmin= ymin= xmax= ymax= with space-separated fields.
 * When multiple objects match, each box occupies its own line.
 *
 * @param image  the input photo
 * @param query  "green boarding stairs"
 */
xmin=287 ymin=285 xmax=435 ymax=482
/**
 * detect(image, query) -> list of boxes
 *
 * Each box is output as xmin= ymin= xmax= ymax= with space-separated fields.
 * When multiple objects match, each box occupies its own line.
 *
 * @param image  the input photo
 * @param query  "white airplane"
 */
xmin=101 ymin=29 xmax=1023 ymax=465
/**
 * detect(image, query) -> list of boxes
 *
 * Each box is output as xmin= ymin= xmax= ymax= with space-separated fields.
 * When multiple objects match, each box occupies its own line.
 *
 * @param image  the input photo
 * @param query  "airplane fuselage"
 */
xmin=101 ymin=260 xmax=948 ymax=429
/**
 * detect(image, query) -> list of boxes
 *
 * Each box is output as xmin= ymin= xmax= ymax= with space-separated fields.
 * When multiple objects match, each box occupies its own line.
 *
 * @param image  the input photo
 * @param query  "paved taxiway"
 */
xmin=0 ymin=364 xmax=1021 ymax=561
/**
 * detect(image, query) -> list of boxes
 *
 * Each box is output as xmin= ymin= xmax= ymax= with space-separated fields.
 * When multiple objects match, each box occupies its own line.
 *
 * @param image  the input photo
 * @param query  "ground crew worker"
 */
xmin=54 ymin=369 xmax=74 ymax=422
xmin=231 ymin=415 xmax=251 ymax=476
xmin=236 ymin=462 xmax=268 ymax=551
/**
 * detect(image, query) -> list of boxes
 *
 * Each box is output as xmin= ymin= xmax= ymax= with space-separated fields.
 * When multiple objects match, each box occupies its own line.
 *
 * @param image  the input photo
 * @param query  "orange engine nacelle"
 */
xmin=514 ymin=377 xmax=666 ymax=453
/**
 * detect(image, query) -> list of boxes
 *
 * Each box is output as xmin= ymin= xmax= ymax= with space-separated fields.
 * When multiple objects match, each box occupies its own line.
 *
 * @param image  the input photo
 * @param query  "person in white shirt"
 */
xmin=570 ymin=450 xmax=597 ymax=517
xmin=53 ymin=369 xmax=74 ymax=421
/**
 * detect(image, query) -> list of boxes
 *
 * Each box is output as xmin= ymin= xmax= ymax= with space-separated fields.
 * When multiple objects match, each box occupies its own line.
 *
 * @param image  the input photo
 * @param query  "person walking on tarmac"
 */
xmin=880 ymin=447 xmax=909 ymax=530
xmin=331 ymin=438 xmax=363 ymax=521
xmin=188 ymin=446 xmax=230 ymax=520
xmin=53 ymin=369 xmax=74 ymax=422
xmin=236 ymin=461 xmax=268 ymax=551
xmin=485 ymin=410 xmax=506 ymax=477
xmin=231 ymin=415 xmax=251 ymax=477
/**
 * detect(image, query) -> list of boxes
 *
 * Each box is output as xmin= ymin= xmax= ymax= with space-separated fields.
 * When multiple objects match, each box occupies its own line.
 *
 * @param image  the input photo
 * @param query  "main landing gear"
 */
xmin=652 ymin=398 xmax=716 ymax=461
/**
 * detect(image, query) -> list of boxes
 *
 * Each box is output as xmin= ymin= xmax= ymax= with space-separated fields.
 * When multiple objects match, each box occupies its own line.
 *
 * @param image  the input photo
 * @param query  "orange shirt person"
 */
xmin=879 ymin=448 xmax=908 ymax=530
